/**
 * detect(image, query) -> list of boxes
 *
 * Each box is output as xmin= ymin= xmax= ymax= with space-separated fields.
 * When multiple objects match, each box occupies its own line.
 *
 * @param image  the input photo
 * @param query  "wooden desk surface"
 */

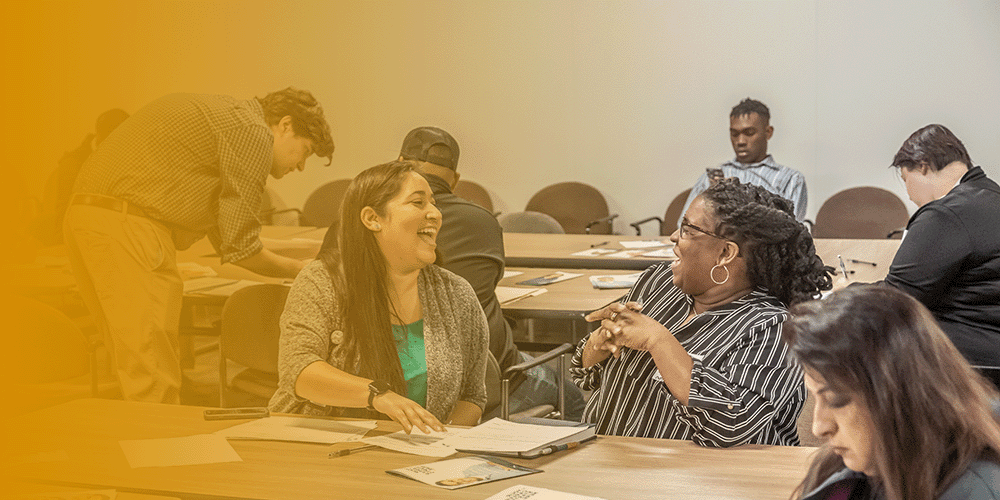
xmin=504 ymin=233 xmax=671 ymax=270
xmin=8 ymin=399 xmax=816 ymax=500
xmin=499 ymin=268 xmax=627 ymax=320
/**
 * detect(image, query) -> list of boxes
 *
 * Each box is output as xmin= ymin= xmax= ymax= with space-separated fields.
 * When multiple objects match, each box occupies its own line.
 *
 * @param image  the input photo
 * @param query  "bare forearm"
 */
xmin=234 ymin=248 xmax=305 ymax=278
xmin=294 ymin=360 xmax=371 ymax=408
xmin=447 ymin=401 xmax=483 ymax=426
xmin=648 ymin=338 xmax=694 ymax=405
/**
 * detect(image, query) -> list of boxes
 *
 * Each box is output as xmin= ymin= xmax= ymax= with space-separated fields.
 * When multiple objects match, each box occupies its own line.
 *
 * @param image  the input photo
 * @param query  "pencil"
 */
xmin=329 ymin=444 xmax=378 ymax=458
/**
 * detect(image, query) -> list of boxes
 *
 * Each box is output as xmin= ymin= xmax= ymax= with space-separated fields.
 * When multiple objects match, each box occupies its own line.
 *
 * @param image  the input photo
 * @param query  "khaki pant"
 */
xmin=63 ymin=203 xmax=183 ymax=404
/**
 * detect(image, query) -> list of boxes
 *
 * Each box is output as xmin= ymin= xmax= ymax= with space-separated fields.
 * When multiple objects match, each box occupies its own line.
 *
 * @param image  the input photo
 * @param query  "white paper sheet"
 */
xmin=486 ymin=485 xmax=607 ymax=500
xmin=360 ymin=428 xmax=458 ymax=457
xmin=570 ymin=248 xmax=616 ymax=257
xmin=437 ymin=418 xmax=585 ymax=454
xmin=119 ymin=434 xmax=242 ymax=468
xmin=495 ymin=286 xmax=547 ymax=305
xmin=214 ymin=416 xmax=376 ymax=444
xmin=641 ymin=248 xmax=675 ymax=258
xmin=618 ymin=239 xmax=668 ymax=249
xmin=502 ymin=270 xmax=524 ymax=279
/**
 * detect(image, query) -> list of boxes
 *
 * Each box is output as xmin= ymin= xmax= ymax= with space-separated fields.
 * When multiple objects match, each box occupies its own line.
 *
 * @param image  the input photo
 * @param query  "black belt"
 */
xmin=71 ymin=194 xmax=152 ymax=218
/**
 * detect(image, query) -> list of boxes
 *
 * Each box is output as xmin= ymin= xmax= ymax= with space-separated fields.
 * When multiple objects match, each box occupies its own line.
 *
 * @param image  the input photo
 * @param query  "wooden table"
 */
xmin=7 ymin=399 xmax=816 ymax=500
xmin=504 ymin=233 xmax=672 ymax=270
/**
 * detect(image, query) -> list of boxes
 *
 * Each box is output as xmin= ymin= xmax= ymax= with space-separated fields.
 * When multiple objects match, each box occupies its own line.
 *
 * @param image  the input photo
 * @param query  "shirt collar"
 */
xmin=423 ymin=173 xmax=453 ymax=195
xmin=725 ymin=154 xmax=779 ymax=171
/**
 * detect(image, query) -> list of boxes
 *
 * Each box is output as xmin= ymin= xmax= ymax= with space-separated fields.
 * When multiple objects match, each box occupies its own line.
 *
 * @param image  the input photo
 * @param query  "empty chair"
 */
xmin=525 ymin=182 xmax=617 ymax=234
xmin=498 ymin=211 xmax=565 ymax=234
xmin=630 ymin=188 xmax=692 ymax=236
xmin=811 ymin=187 xmax=909 ymax=239
xmin=218 ymin=284 xmax=289 ymax=407
xmin=484 ymin=344 xmax=575 ymax=420
xmin=453 ymin=179 xmax=494 ymax=213
xmin=301 ymin=179 xmax=352 ymax=228
xmin=5 ymin=293 xmax=101 ymax=413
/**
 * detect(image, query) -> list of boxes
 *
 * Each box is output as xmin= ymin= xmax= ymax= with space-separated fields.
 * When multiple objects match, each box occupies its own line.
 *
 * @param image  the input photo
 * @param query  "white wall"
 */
xmin=4 ymin=0 xmax=998 ymax=235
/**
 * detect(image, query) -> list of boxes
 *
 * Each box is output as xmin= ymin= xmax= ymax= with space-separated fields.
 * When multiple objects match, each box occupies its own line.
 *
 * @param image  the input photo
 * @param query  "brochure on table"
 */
xmin=387 ymin=456 xmax=540 ymax=489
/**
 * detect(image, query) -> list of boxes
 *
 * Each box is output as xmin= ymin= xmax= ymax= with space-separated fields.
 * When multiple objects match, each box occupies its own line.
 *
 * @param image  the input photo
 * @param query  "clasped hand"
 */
xmin=585 ymin=301 xmax=670 ymax=357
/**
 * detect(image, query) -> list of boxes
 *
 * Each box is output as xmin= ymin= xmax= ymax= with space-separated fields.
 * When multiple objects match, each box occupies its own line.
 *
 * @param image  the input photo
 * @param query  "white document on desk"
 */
xmin=190 ymin=280 xmax=264 ymax=297
xmin=641 ymin=247 xmax=675 ymax=258
xmin=183 ymin=276 xmax=238 ymax=293
xmin=436 ymin=418 xmax=585 ymax=454
xmin=486 ymin=485 xmax=608 ymax=500
xmin=214 ymin=416 xmax=376 ymax=444
xmin=496 ymin=286 xmax=547 ymax=305
xmin=360 ymin=428 xmax=458 ymax=457
xmin=619 ymin=239 xmax=668 ymax=249
xmin=119 ymin=434 xmax=242 ymax=468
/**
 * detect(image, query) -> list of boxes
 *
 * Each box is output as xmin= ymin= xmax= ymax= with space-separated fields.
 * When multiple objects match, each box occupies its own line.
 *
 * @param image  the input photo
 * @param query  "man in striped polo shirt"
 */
xmin=678 ymin=98 xmax=807 ymax=224
xmin=64 ymin=88 xmax=334 ymax=404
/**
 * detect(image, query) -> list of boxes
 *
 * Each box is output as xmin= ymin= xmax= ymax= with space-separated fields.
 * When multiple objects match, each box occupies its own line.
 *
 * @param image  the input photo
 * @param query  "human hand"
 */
xmin=372 ymin=391 xmax=445 ymax=434
xmin=585 ymin=302 xmax=643 ymax=358
xmin=601 ymin=301 xmax=670 ymax=354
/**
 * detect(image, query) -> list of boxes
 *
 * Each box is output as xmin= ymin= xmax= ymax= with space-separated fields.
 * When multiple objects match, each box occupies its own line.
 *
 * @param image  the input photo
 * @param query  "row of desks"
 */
xmin=8 ymin=398 xmax=817 ymax=500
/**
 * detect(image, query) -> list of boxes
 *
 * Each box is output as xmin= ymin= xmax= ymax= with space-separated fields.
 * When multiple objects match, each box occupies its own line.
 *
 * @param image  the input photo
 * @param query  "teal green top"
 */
xmin=392 ymin=319 xmax=428 ymax=407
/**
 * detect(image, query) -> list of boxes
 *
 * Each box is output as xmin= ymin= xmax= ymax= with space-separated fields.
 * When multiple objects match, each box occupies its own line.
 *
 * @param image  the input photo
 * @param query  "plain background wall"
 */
xmin=3 ymin=0 xmax=998 ymax=237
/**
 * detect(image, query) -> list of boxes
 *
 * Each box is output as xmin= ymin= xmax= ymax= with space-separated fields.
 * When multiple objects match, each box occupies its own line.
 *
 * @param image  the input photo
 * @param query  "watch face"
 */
xmin=369 ymin=380 xmax=390 ymax=394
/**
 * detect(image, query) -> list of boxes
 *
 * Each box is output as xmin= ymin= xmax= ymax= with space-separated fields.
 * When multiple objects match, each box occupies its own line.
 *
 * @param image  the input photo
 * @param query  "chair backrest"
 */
xmin=453 ymin=180 xmax=494 ymax=213
xmin=301 ymin=179 xmax=352 ymax=228
xmin=260 ymin=187 xmax=300 ymax=226
xmin=661 ymin=188 xmax=692 ymax=236
xmin=525 ymin=182 xmax=611 ymax=234
xmin=219 ymin=284 xmax=289 ymax=402
xmin=498 ymin=211 xmax=566 ymax=234
xmin=812 ymin=187 xmax=909 ymax=239
xmin=4 ymin=294 xmax=90 ymax=384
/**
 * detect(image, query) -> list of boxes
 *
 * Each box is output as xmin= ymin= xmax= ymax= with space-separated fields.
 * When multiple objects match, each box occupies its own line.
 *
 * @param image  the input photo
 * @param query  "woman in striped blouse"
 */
xmin=570 ymin=178 xmax=831 ymax=447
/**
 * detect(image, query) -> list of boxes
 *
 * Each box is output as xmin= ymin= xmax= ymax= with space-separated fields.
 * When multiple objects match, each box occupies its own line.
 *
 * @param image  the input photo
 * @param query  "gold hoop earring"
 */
xmin=710 ymin=264 xmax=729 ymax=285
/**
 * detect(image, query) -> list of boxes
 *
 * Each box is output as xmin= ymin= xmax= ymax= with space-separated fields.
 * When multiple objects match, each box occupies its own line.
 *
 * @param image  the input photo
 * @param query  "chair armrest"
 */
xmin=803 ymin=219 xmax=813 ymax=232
xmin=502 ymin=343 xmax=574 ymax=380
xmin=585 ymin=213 xmax=619 ymax=234
xmin=629 ymin=216 xmax=663 ymax=236
xmin=886 ymin=228 xmax=904 ymax=239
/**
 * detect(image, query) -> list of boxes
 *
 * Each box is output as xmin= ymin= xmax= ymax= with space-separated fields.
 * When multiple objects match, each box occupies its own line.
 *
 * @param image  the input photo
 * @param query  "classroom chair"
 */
xmin=301 ymin=179 xmax=352 ymax=228
xmin=630 ymin=188 xmax=692 ymax=236
xmin=498 ymin=211 xmax=566 ymax=234
xmin=525 ymin=182 xmax=618 ymax=234
xmin=811 ymin=187 xmax=909 ymax=239
xmin=485 ymin=343 xmax=576 ymax=421
xmin=454 ymin=179 xmax=495 ymax=214
xmin=218 ymin=284 xmax=287 ymax=407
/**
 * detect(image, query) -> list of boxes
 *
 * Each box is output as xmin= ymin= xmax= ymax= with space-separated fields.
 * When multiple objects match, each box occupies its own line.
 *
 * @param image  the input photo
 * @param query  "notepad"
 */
xmin=439 ymin=418 xmax=596 ymax=459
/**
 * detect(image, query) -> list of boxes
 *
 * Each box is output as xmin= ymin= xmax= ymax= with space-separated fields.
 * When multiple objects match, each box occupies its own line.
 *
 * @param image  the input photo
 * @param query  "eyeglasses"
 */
xmin=679 ymin=219 xmax=725 ymax=240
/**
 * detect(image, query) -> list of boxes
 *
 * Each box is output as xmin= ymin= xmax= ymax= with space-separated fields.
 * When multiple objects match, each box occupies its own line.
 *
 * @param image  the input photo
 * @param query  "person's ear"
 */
xmin=718 ymin=240 xmax=741 ymax=266
xmin=360 ymin=206 xmax=381 ymax=231
xmin=277 ymin=115 xmax=294 ymax=136
xmin=765 ymin=125 xmax=774 ymax=141
xmin=918 ymin=162 xmax=931 ymax=176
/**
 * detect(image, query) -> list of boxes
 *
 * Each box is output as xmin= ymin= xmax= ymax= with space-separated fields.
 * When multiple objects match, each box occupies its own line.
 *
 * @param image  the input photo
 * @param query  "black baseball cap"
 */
xmin=399 ymin=127 xmax=460 ymax=170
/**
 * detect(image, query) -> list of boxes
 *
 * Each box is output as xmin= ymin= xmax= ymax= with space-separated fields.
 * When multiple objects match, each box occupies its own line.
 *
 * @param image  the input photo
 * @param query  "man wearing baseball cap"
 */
xmin=399 ymin=126 xmax=584 ymax=420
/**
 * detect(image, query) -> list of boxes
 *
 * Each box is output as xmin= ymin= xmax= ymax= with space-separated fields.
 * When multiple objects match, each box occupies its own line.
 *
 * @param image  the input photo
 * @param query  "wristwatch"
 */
xmin=367 ymin=380 xmax=390 ymax=410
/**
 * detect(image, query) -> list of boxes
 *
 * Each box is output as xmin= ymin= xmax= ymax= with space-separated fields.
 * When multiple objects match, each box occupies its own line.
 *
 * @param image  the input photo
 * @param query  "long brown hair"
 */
xmin=317 ymin=160 xmax=422 ymax=395
xmin=784 ymin=286 xmax=1000 ymax=500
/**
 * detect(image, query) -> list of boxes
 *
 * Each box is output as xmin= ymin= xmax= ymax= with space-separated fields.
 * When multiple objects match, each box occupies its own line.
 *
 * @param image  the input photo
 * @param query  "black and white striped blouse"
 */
xmin=569 ymin=263 xmax=805 ymax=447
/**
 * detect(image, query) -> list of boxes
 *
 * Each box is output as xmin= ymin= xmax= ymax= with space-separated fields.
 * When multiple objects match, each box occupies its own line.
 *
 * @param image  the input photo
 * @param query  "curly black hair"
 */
xmin=701 ymin=178 xmax=832 ymax=306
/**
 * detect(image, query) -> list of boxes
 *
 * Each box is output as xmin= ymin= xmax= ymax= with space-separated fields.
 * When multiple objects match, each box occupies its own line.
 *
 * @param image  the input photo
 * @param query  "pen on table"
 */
xmin=837 ymin=255 xmax=851 ymax=280
xmin=590 ymin=241 xmax=609 ymax=248
xmin=538 ymin=437 xmax=595 ymax=456
xmin=848 ymin=258 xmax=878 ymax=267
xmin=329 ymin=444 xmax=378 ymax=458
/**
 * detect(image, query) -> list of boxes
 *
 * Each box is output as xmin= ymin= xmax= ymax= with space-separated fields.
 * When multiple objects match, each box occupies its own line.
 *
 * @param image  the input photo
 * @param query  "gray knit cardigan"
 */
xmin=268 ymin=260 xmax=488 ymax=421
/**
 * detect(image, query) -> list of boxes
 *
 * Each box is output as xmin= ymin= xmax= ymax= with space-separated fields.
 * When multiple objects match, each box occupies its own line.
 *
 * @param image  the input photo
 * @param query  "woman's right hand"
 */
xmin=371 ymin=391 xmax=445 ymax=434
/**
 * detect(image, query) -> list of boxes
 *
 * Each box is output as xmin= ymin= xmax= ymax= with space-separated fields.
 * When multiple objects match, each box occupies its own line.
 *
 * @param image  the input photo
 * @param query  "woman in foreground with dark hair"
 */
xmin=269 ymin=161 xmax=488 ymax=432
xmin=786 ymin=286 xmax=1000 ymax=500
xmin=571 ymin=178 xmax=831 ymax=447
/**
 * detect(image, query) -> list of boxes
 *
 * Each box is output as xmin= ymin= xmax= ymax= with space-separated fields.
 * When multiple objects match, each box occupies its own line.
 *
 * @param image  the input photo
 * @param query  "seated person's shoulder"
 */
xmin=939 ymin=460 xmax=1000 ymax=500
